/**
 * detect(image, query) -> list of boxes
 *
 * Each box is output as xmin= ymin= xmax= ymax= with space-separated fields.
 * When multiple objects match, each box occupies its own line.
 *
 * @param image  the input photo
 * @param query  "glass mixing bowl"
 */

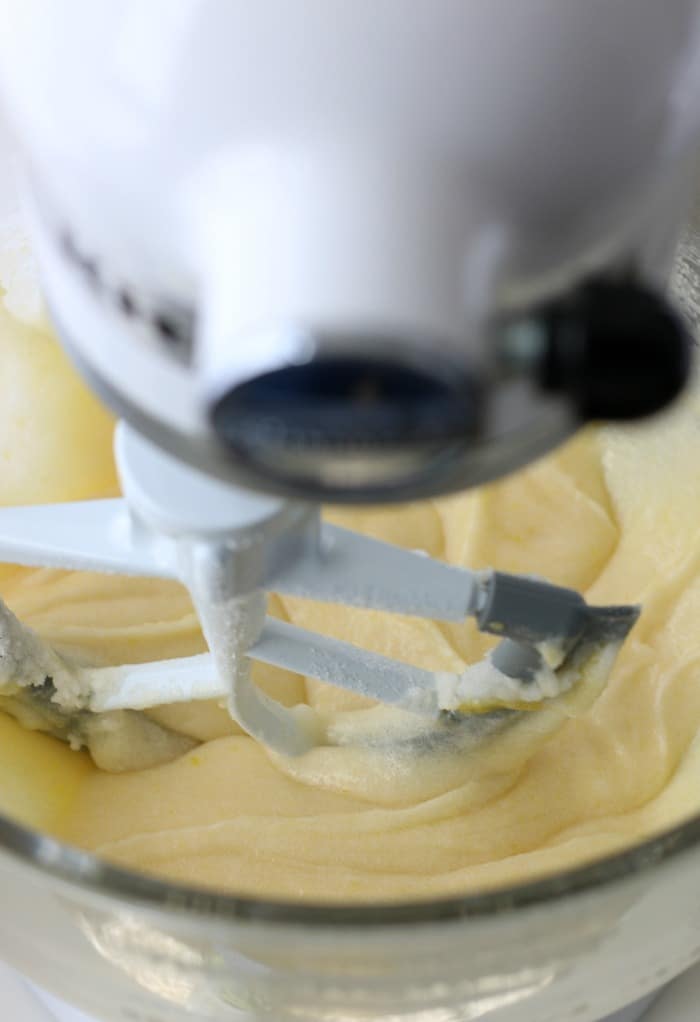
xmin=3 ymin=146 xmax=700 ymax=1022
xmin=3 ymin=796 xmax=700 ymax=1022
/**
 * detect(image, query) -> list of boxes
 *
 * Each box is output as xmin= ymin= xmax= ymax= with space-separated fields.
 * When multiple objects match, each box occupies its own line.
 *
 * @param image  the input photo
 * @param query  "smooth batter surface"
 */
xmin=1 ymin=292 xmax=700 ymax=902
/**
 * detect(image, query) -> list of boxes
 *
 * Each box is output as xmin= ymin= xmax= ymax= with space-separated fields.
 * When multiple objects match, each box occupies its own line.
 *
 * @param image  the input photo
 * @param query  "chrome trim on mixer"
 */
xmin=49 ymin=301 xmax=578 ymax=506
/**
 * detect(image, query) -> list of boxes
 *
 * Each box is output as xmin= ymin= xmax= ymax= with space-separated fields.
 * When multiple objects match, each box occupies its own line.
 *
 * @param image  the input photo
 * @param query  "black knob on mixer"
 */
xmin=537 ymin=279 xmax=692 ymax=420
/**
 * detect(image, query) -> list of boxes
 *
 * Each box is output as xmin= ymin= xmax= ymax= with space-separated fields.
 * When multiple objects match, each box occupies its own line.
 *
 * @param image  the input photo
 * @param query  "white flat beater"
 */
xmin=0 ymin=422 xmax=637 ymax=758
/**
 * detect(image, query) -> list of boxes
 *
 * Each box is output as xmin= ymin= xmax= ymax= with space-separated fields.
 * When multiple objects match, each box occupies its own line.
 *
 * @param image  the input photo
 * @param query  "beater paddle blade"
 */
xmin=0 ymin=424 xmax=640 ymax=755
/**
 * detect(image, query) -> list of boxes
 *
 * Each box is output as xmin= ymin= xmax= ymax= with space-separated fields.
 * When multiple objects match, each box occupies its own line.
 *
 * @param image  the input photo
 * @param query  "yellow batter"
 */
xmin=0 ymin=292 xmax=700 ymax=902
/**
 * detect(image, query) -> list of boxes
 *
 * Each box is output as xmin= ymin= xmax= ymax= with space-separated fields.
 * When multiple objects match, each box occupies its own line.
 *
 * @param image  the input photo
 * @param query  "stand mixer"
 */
xmin=0 ymin=0 xmax=697 ymax=759
xmin=0 ymin=6 xmax=700 ymax=1022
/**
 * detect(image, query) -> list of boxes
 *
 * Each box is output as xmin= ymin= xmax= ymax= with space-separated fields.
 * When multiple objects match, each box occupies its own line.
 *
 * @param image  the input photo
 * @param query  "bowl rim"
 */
xmin=1 ymin=801 xmax=699 ymax=928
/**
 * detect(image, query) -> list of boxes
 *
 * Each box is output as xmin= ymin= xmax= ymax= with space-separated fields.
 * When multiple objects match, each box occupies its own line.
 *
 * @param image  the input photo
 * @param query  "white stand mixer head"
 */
xmin=0 ymin=0 xmax=697 ymax=500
